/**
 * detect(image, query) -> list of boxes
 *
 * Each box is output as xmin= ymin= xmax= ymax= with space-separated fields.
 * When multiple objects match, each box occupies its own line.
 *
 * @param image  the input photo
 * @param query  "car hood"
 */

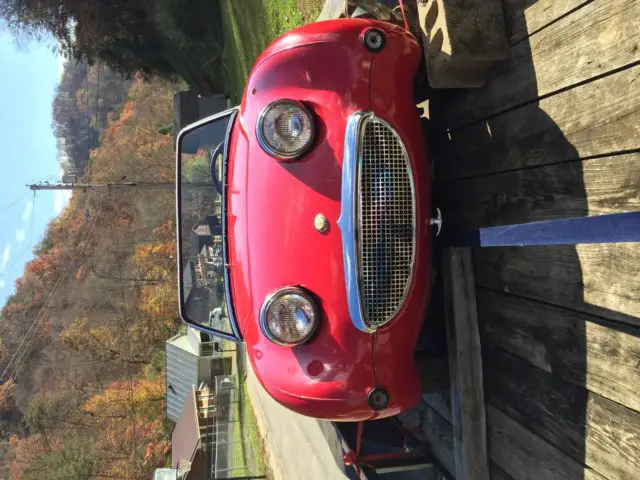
xmin=225 ymin=31 xmax=378 ymax=417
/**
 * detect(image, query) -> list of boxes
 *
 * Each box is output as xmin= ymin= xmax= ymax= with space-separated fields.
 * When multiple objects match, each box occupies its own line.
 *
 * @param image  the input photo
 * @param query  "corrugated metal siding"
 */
xmin=166 ymin=342 xmax=199 ymax=422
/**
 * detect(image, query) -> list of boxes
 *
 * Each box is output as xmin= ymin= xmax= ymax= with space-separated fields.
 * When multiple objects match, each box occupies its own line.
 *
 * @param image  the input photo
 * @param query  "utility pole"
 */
xmin=27 ymin=182 xmax=170 ymax=191
xmin=27 ymin=182 xmax=212 ymax=191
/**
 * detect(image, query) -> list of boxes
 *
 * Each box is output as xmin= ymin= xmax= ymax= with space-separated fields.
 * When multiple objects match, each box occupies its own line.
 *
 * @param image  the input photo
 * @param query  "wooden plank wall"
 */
xmin=443 ymin=248 xmax=490 ymax=480
xmin=424 ymin=0 xmax=640 ymax=479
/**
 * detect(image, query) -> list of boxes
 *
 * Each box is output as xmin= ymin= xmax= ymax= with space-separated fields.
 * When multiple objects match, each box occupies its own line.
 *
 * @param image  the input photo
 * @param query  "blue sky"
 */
xmin=0 ymin=30 xmax=70 ymax=304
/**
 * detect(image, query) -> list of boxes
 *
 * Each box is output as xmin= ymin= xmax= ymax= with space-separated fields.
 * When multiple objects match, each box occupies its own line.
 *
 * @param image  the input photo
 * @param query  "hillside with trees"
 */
xmin=0 ymin=78 xmax=180 ymax=479
xmin=54 ymin=60 xmax=131 ymax=176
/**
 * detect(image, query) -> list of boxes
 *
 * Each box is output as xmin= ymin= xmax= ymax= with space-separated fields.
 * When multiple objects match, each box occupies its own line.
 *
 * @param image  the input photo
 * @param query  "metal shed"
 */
xmin=165 ymin=328 xmax=220 ymax=422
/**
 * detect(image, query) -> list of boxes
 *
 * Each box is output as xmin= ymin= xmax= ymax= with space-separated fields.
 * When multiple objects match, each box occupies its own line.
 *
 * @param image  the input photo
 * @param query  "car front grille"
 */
xmin=357 ymin=117 xmax=415 ymax=328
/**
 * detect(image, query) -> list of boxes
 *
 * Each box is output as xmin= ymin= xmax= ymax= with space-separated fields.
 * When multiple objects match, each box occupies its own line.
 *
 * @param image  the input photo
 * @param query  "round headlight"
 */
xmin=260 ymin=287 xmax=319 ymax=346
xmin=256 ymin=100 xmax=315 ymax=160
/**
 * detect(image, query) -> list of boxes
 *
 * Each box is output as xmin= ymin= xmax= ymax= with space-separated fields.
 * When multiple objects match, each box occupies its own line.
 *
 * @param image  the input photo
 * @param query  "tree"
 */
xmin=132 ymin=242 xmax=176 ymax=282
xmin=82 ymin=377 xmax=169 ymax=478
xmin=52 ymin=60 xmax=131 ymax=175
xmin=10 ymin=433 xmax=98 ymax=480
xmin=23 ymin=392 xmax=77 ymax=435
xmin=60 ymin=317 xmax=152 ymax=366
xmin=0 ymin=0 xmax=226 ymax=93
xmin=0 ymin=381 xmax=16 ymax=413
xmin=0 ymin=72 xmax=178 ymax=476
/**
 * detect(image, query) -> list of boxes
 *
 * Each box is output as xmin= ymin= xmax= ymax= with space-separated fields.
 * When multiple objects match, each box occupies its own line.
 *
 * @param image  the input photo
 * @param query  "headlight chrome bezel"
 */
xmin=260 ymin=286 xmax=320 ymax=346
xmin=256 ymin=100 xmax=316 ymax=160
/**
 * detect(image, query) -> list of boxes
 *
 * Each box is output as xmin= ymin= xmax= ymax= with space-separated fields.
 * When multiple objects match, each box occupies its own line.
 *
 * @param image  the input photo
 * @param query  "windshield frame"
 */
xmin=175 ymin=107 xmax=242 ymax=342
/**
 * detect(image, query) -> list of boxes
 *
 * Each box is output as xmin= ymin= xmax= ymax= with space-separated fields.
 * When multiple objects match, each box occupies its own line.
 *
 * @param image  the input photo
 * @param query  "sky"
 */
xmin=0 ymin=30 xmax=70 ymax=305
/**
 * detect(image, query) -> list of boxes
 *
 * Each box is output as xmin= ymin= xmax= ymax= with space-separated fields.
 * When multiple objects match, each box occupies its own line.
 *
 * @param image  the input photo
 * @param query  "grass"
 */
xmin=229 ymin=371 xmax=269 ymax=478
xmin=207 ymin=3 xmax=324 ymax=472
xmin=220 ymin=0 xmax=324 ymax=102
xmin=153 ymin=0 xmax=227 ymax=93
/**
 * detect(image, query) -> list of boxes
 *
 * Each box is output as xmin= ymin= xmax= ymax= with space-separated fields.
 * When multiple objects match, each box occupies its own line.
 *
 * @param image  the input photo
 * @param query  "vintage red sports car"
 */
xmin=176 ymin=18 xmax=433 ymax=421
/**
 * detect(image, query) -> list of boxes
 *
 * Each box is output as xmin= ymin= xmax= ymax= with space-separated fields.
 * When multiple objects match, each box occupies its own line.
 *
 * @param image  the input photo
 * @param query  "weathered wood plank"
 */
xmin=431 ymin=0 xmax=640 ymax=129
xmin=418 ymin=401 xmax=517 ymax=480
xmin=474 ymin=244 xmax=640 ymax=326
xmin=502 ymin=0 xmax=590 ymax=44
xmin=490 ymin=463 xmax=514 ymax=480
xmin=420 ymin=403 xmax=456 ymax=476
xmin=484 ymin=348 xmax=640 ymax=480
xmin=436 ymin=152 xmax=640 ymax=230
xmin=423 ymin=391 xmax=453 ymax=423
xmin=421 ymin=392 xmax=600 ymax=480
xmin=487 ymin=406 xmax=607 ymax=480
xmin=575 ymin=243 xmax=640 ymax=322
xmin=443 ymin=247 xmax=489 ymax=480
xmin=417 ymin=0 xmax=509 ymax=88
xmin=418 ymin=357 xmax=450 ymax=393
xmin=317 ymin=0 xmax=347 ymax=20
xmin=477 ymin=288 xmax=640 ymax=412
xmin=434 ymin=65 xmax=640 ymax=180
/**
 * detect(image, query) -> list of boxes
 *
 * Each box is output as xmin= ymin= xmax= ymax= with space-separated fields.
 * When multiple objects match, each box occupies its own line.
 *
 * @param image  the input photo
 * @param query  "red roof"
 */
xmin=171 ymin=387 xmax=200 ymax=468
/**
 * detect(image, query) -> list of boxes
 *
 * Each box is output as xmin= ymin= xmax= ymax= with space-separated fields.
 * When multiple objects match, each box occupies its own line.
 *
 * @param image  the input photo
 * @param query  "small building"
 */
xmin=154 ymin=386 xmax=217 ymax=480
xmin=152 ymin=468 xmax=179 ymax=480
xmin=163 ymin=377 xmax=237 ymax=480
xmin=165 ymin=327 xmax=231 ymax=422
xmin=191 ymin=218 xmax=224 ymax=288
xmin=171 ymin=386 xmax=216 ymax=480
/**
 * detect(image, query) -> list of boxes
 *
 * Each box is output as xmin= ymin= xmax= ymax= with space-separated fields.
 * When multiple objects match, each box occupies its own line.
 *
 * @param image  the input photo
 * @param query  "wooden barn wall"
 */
xmin=424 ymin=0 xmax=640 ymax=479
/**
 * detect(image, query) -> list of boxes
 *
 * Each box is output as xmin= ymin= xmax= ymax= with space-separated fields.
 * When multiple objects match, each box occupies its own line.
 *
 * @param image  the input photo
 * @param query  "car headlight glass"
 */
xmin=260 ymin=287 xmax=319 ymax=345
xmin=257 ymin=100 xmax=315 ymax=160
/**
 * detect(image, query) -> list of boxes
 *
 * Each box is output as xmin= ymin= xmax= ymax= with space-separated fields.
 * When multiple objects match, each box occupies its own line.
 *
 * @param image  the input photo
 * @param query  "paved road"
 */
xmin=246 ymin=360 xmax=349 ymax=480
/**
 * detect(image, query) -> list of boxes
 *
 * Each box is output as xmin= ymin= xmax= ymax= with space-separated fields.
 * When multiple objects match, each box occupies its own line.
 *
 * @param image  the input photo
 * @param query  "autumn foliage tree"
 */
xmin=81 ymin=377 xmax=170 ymax=478
xmin=132 ymin=241 xmax=176 ymax=281
xmin=0 ymin=381 xmax=16 ymax=413
xmin=60 ymin=317 xmax=154 ymax=366
xmin=1 ymin=79 xmax=177 ymax=476
xmin=10 ymin=432 xmax=98 ymax=480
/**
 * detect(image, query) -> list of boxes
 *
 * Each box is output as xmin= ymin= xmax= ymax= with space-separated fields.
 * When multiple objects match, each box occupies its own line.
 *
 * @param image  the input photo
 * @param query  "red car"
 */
xmin=176 ymin=18 xmax=432 ymax=421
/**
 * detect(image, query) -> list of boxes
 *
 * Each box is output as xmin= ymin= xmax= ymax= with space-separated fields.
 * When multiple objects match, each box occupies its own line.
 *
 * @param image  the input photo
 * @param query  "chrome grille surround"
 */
xmin=357 ymin=116 xmax=416 ymax=328
xmin=337 ymin=112 xmax=416 ymax=333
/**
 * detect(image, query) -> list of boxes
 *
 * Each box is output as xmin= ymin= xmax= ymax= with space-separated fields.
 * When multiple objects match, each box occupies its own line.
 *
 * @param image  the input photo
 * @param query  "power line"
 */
xmin=6 ymin=191 xmax=102 ymax=381
xmin=2 ymin=191 xmax=106 ymax=382
xmin=0 ymin=193 xmax=30 ymax=213
xmin=10 ymin=191 xmax=106 ymax=381
xmin=27 ymin=181 xmax=182 ymax=191
xmin=10 ymin=192 xmax=107 ymax=382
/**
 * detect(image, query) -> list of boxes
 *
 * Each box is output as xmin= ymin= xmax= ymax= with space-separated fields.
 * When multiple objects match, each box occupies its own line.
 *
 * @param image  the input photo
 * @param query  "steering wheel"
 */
xmin=209 ymin=141 xmax=224 ymax=194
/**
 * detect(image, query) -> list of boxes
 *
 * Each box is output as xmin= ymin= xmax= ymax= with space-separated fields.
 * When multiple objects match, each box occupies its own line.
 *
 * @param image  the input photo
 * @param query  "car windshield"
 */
xmin=176 ymin=109 xmax=240 ymax=341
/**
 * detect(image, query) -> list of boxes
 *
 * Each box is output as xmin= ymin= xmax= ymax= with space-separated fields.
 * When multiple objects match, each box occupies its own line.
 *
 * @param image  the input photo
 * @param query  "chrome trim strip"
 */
xmin=337 ymin=112 xmax=375 ymax=333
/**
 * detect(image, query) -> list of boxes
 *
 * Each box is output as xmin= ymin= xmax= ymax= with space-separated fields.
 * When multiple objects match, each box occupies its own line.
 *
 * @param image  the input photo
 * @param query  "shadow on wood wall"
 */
xmin=423 ymin=0 xmax=640 ymax=478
